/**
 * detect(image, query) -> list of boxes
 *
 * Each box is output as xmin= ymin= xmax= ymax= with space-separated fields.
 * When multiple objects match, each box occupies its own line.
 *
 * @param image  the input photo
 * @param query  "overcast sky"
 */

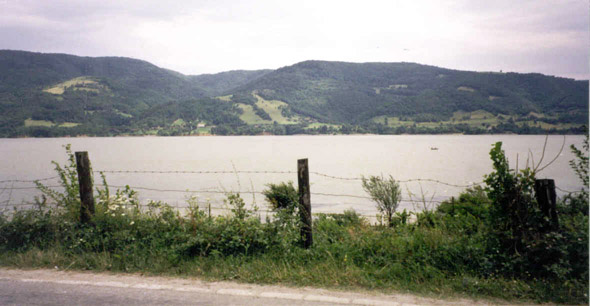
xmin=1 ymin=0 xmax=588 ymax=79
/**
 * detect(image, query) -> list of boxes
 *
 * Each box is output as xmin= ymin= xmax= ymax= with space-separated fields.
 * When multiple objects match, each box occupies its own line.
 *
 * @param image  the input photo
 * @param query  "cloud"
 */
xmin=0 ymin=0 xmax=587 ymax=79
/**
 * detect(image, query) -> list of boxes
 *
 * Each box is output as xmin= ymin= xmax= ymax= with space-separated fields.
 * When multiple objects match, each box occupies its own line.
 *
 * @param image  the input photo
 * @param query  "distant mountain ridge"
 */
xmin=190 ymin=69 xmax=272 ymax=96
xmin=0 ymin=50 xmax=587 ymax=137
xmin=0 ymin=49 xmax=205 ymax=98
xmin=229 ymin=60 xmax=588 ymax=123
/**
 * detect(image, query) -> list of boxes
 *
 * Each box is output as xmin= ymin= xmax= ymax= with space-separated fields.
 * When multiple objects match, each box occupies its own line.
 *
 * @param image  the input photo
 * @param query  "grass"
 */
xmin=43 ymin=76 xmax=107 ymax=95
xmin=372 ymin=110 xmax=584 ymax=131
xmin=517 ymin=121 xmax=578 ymax=130
xmin=0 ymin=209 xmax=585 ymax=304
xmin=114 ymin=110 xmax=133 ymax=118
xmin=254 ymin=94 xmax=299 ymax=124
xmin=237 ymin=104 xmax=270 ymax=124
xmin=305 ymin=123 xmax=341 ymax=130
xmin=196 ymin=127 xmax=212 ymax=134
xmin=216 ymin=95 xmax=233 ymax=102
xmin=527 ymin=112 xmax=545 ymax=118
xmin=24 ymin=119 xmax=54 ymax=127
xmin=374 ymin=84 xmax=408 ymax=94
xmin=0 ymin=246 xmax=555 ymax=303
xmin=57 ymin=122 xmax=80 ymax=128
xmin=387 ymin=84 xmax=408 ymax=89
xmin=24 ymin=119 xmax=79 ymax=128
xmin=238 ymin=93 xmax=302 ymax=125
xmin=457 ymin=86 xmax=476 ymax=92
xmin=171 ymin=118 xmax=186 ymax=126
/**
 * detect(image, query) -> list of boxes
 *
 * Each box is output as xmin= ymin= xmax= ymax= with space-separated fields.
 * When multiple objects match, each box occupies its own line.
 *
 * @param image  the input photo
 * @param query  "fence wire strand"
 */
xmin=1 ymin=168 xmax=580 ymax=213
xmin=555 ymin=186 xmax=584 ymax=194
xmin=0 ymin=176 xmax=59 ymax=184
xmin=95 ymin=170 xmax=295 ymax=175
xmin=95 ymin=169 xmax=485 ymax=188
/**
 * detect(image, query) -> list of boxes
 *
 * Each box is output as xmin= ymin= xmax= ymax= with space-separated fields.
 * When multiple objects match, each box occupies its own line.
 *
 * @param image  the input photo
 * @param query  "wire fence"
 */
xmin=0 ymin=167 xmax=585 ymax=218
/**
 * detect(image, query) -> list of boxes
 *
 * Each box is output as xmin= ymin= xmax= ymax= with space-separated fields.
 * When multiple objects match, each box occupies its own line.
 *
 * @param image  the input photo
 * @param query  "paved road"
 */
xmin=0 ymin=268 xmax=488 ymax=306
xmin=0 ymin=278 xmax=335 ymax=306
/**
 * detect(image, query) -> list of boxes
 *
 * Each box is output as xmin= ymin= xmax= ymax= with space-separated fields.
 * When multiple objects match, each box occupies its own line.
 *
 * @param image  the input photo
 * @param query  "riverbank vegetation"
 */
xmin=0 ymin=141 xmax=587 ymax=304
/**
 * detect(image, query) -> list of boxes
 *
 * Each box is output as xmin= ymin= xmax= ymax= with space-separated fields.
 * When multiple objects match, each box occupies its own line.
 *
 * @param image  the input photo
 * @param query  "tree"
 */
xmin=361 ymin=175 xmax=402 ymax=226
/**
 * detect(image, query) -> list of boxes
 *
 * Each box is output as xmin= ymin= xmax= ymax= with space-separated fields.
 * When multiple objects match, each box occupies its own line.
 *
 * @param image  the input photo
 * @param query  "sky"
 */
xmin=1 ymin=0 xmax=588 ymax=79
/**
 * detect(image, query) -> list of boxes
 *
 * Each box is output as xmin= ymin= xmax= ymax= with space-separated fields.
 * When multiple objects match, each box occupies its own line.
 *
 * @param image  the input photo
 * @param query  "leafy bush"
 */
xmin=361 ymin=175 xmax=402 ymax=226
xmin=316 ymin=210 xmax=366 ymax=228
xmin=34 ymin=144 xmax=81 ymax=221
xmin=483 ymin=141 xmax=588 ymax=284
xmin=262 ymin=181 xmax=298 ymax=213
xmin=437 ymin=186 xmax=490 ymax=219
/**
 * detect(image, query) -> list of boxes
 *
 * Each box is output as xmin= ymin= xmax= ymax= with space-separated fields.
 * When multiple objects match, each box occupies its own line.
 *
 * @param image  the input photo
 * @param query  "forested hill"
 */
xmin=230 ymin=60 xmax=588 ymax=124
xmin=0 ymin=50 xmax=205 ymax=98
xmin=190 ymin=69 xmax=272 ymax=96
xmin=0 ymin=50 xmax=587 ymax=137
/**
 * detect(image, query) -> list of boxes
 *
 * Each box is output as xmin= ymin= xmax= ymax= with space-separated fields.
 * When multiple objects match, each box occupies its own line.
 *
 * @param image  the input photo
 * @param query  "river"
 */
xmin=0 ymin=135 xmax=584 ymax=217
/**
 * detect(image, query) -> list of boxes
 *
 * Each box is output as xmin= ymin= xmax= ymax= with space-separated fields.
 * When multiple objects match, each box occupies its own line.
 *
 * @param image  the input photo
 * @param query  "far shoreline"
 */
xmin=1 ymin=133 xmax=585 ymax=140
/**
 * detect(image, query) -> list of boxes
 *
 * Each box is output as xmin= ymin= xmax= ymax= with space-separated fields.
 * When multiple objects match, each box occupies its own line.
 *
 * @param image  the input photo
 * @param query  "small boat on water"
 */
xmin=430 ymin=147 xmax=439 ymax=151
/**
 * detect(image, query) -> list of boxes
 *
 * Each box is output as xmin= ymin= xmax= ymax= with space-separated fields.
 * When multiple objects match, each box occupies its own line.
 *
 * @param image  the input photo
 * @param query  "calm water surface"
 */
xmin=0 ymin=135 xmax=584 ymax=216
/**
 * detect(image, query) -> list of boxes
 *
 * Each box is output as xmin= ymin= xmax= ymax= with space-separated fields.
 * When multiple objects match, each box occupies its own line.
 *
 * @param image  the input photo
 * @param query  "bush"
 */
xmin=361 ymin=175 xmax=402 ymax=226
xmin=437 ymin=186 xmax=491 ymax=220
xmin=262 ymin=181 xmax=298 ymax=213
xmin=483 ymin=141 xmax=588 ymax=283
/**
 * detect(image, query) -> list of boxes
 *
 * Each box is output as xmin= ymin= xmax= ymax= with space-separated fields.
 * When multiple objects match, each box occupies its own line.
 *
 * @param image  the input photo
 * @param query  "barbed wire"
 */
xmin=95 ymin=169 xmax=485 ymax=188
xmin=96 ymin=184 xmax=265 ymax=195
xmin=0 ymin=177 xmax=579 ymax=198
xmin=555 ymin=186 xmax=584 ymax=194
xmin=310 ymin=172 xmax=486 ymax=188
xmin=1 ymin=185 xmax=62 ymax=190
xmin=0 ymin=169 xmax=581 ymax=213
xmin=398 ymin=178 xmax=484 ymax=188
xmin=99 ymin=185 xmax=446 ymax=202
xmin=0 ymin=198 xmax=387 ymax=218
xmin=94 ymin=170 xmax=295 ymax=175
xmin=0 ymin=176 xmax=59 ymax=184
xmin=310 ymin=172 xmax=361 ymax=181
xmin=312 ymin=192 xmax=371 ymax=199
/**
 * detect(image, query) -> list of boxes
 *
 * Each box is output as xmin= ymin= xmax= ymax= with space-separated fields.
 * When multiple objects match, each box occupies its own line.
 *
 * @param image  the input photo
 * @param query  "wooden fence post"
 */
xmin=534 ymin=179 xmax=558 ymax=230
xmin=298 ymin=158 xmax=312 ymax=248
xmin=75 ymin=151 xmax=95 ymax=223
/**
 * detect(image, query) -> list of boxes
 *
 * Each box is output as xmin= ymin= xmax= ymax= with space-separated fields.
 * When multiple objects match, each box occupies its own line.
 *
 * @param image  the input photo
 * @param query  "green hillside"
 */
xmin=190 ymin=69 xmax=272 ymax=96
xmin=230 ymin=60 xmax=588 ymax=126
xmin=0 ymin=51 xmax=587 ymax=137
xmin=0 ymin=50 xmax=212 ymax=136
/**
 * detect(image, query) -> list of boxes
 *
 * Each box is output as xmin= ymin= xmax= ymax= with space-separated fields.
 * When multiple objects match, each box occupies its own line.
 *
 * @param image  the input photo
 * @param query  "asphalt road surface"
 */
xmin=0 ymin=278 xmax=339 ymax=306
xmin=0 ymin=268 xmax=488 ymax=306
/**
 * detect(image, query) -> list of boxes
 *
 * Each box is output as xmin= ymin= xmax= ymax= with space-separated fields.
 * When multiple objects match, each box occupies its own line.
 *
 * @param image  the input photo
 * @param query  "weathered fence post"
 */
xmin=534 ymin=179 xmax=558 ymax=230
xmin=298 ymin=158 xmax=312 ymax=248
xmin=75 ymin=151 xmax=95 ymax=223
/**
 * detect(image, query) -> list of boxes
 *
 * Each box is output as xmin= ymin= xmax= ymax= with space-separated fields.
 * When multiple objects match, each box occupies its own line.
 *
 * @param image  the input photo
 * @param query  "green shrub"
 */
xmin=262 ymin=181 xmax=298 ymax=213
xmin=437 ymin=186 xmax=490 ymax=219
xmin=483 ymin=141 xmax=588 ymax=283
xmin=390 ymin=209 xmax=410 ymax=227
xmin=361 ymin=175 xmax=402 ymax=226
xmin=34 ymin=144 xmax=81 ymax=221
